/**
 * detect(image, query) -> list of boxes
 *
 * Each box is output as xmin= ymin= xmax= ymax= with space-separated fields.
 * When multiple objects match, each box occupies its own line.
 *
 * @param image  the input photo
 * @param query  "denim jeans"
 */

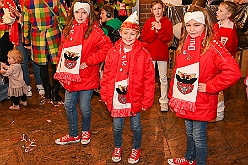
xmin=64 ymin=90 xmax=93 ymax=137
xmin=113 ymin=112 xmax=142 ymax=149
xmin=152 ymin=61 xmax=168 ymax=104
xmin=17 ymin=33 xmax=42 ymax=86
xmin=185 ymin=119 xmax=208 ymax=165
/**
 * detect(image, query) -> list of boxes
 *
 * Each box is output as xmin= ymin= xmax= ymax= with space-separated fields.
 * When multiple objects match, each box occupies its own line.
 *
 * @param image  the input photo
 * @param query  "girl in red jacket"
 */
xmin=100 ymin=11 xmax=155 ymax=164
xmin=214 ymin=1 xmax=238 ymax=121
xmin=141 ymin=0 xmax=173 ymax=112
xmin=53 ymin=0 xmax=112 ymax=146
xmin=168 ymin=5 xmax=241 ymax=165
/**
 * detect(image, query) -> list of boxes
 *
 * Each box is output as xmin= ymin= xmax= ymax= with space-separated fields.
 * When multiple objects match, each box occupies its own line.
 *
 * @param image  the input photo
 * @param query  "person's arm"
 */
xmin=156 ymin=18 xmax=173 ymax=43
xmin=22 ymin=4 xmax=31 ymax=45
xmin=205 ymin=44 xmax=241 ymax=94
xmin=141 ymin=53 xmax=155 ymax=110
xmin=140 ymin=19 xmax=158 ymax=43
xmin=100 ymin=50 xmax=112 ymax=103
xmin=85 ymin=29 xmax=113 ymax=66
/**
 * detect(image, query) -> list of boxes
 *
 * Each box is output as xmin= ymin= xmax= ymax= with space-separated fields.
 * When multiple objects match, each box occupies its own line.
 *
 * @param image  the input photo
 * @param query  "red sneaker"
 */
xmin=168 ymin=157 xmax=196 ymax=165
xmin=112 ymin=147 xmax=122 ymax=162
xmin=81 ymin=131 xmax=90 ymax=145
xmin=128 ymin=148 xmax=141 ymax=164
xmin=55 ymin=135 xmax=80 ymax=145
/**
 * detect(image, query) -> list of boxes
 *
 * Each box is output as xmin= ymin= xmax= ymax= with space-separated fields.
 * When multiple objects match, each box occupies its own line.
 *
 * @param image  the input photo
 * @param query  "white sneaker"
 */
xmin=26 ymin=86 xmax=32 ymax=97
xmin=36 ymin=84 xmax=45 ymax=95
xmin=160 ymin=103 xmax=168 ymax=112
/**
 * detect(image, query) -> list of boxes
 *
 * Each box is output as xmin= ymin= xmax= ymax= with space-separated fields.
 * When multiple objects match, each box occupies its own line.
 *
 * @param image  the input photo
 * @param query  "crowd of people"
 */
xmin=0 ymin=0 xmax=247 ymax=164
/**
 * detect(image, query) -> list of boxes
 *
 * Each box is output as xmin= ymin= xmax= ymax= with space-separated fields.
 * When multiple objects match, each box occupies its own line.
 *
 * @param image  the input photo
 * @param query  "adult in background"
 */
xmin=100 ymin=4 xmax=122 ymax=43
xmin=22 ymin=0 xmax=67 ymax=103
xmin=9 ymin=0 xmax=45 ymax=97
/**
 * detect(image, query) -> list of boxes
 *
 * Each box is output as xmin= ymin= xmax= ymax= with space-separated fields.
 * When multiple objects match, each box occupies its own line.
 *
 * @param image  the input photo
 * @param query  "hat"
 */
xmin=121 ymin=11 xmax=140 ymax=31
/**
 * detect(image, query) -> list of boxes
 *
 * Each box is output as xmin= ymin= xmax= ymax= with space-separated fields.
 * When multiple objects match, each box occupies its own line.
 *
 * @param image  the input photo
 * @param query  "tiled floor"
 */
xmin=0 ymin=76 xmax=247 ymax=165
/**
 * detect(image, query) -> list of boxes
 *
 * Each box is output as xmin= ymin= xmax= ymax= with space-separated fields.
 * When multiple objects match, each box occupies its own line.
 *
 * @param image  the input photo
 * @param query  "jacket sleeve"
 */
xmin=157 ymin=18 xmax=173 ymax=43
xmin=22 ymin=4 xmax=31 ymax=45
xmin=140 ymin=19 xmax=157 ymax=43
xmin=206 ymin=44 xmax=241 ymax=93
xmin=100 ymin=50 xmax=112 ymax=103
xmin=85 ymin=33 xmax=113 ymax=66
xmin=142 ymin=53 xmax=155 ymax=109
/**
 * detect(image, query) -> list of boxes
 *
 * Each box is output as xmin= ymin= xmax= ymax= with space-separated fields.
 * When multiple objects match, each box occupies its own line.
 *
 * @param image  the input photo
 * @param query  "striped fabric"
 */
xmin=23 ymin=0 xmax=67 ymax=65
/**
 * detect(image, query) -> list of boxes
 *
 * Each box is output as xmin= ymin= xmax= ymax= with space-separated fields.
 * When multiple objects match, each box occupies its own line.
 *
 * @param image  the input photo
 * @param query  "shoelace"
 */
xmin=130 ymin=149 xmax=138 ymax=159
xmin=113 ymin=148 xmax=121 ymax=156
xmin=174 ymin=158 xmax=187 ymax=163
xmin=82 ymin=132 xmax=89 ymax=138
xmin=61 ymin=135 xmax=70 ymax=141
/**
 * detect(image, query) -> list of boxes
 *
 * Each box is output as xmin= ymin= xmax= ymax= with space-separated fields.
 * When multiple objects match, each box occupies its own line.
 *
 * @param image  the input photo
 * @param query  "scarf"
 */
xmin=169 ymin=34 xmax=203 ymax=115
xmin=54 ymin=21 xmax=88 ymax=87
xmin=112 ymin=43 xmax=132 ymax=117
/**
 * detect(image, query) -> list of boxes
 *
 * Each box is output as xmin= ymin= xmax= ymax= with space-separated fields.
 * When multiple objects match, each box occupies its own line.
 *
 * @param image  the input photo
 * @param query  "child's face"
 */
xmin=185 ymin=19 xmax=205 ymax=38
xmin=151 ymin=3 xmax=163 ymax=18
xmin=120 ymin=28 xmax=140 ymax=49
xmin=7 ymin=54 xmax=16 ymax=65
xmin=216 ymin=4 xmax=231 ymax=21
xmin=100 ymin=9 xmax=108 ymax=23
xmin=74 ymin=8 xmax=88 ymax=24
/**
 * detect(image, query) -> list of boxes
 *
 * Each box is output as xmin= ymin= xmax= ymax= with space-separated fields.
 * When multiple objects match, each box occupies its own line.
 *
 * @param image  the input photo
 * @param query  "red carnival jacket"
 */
xmin=141 ymin=16 xmax=173 ymax=61
xmin=169 ymin=39 xmax=241 ymax=121
xmin=100 ymin=39 xmax=155 ymax=115
xmin=56 ymin=21 xmax=112 ymax=92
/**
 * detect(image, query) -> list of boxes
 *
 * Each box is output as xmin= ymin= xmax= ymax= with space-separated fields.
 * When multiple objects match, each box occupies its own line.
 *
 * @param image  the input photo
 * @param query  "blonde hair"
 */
xmin=150 ymin=0 xmax=164 ymax=16
xmin=176 ymin=5 xmax=214 ymax=55
xmin=220 ymin=1 xmax=237 ymax=20
xmin=63 ymin=0 xmax=97 ymax=39
xmin=8 ymin=49 xmax=23 ymax=64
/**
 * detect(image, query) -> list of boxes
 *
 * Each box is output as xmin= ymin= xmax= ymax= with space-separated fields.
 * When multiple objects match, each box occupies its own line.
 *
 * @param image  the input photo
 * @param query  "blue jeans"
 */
xmin=17 ymin=34 xmax=42 ymax=86
xmin=64 ymin=90 xmax=93 ymax=137
xmin=185 ymin=119 xmax=208 ymax=165
xmin=113 ymin=113 xmax=142 ymax=149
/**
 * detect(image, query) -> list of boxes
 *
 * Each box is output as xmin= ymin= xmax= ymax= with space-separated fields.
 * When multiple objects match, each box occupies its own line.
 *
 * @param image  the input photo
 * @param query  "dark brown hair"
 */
xmin=101 ymin=4 xmax=114 ymax=18
xmin=63 ymin=0 xmax=97 ymax=39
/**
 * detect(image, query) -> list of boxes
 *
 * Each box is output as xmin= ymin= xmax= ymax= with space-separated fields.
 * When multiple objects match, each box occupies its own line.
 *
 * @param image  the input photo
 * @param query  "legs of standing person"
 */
xmin=128 ymin=112 xmax=142 ymax=164
xmin=112 ymin=117 xmax=124 ymax=162
xmin=157 ymin=61 xmax=169 ymax=111
xmin=51 ymin=64 xmax=62 ymax=101
xmin=18 ymin=35 xmax=32 ymax=97
xmin=185 ymin=119 xmax=208 ymax=165
xmin=130 ymin=112 xmax=142 ymax=150
xmin=216 ymin=91 xmax=225 ymax=121
xmin=9 ymin=96 xmax=20 ymax=109
xmin=39 ymin=65 xmax=51 ymax=99
xmin=78 ymin=90 xmax=93 ymax=132
xmin=54 ymin=90 xmax=80 ymax=145
xmin=64 ymin=90 xmax=80 ymax=137
xmin=113 ymin=117 xmax=124 ymax=148
xmin=79 ymin=90 xmax=93 ymax=145
xmin=39 ymin=63 xmax=61 ymax=101
xmin=20 ymin=94 xmax=28 ymax=106
xmin=31 ymin=59 xmax=45 ymax=95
